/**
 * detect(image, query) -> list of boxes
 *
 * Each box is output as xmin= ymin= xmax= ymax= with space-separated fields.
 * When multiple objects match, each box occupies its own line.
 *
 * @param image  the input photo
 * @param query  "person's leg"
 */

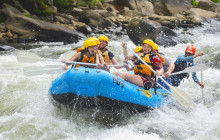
xmin=120 ymin=73 xmax=143 ymax=87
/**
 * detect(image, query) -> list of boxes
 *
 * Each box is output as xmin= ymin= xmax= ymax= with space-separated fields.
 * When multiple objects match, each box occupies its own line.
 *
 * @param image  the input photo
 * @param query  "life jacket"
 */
xmin=172 ymin=59 xmax=192 ymax=80
xmin=98 ymin=49 xmax=111 ymax=65
xmin=75 ymin=50 xmax=96 ymax=68
xmin=77 ymin=46 xmax=84 ymax=53
xmin=156 ymin=53 xmax=165 ymax=65
xmin=134 ymin=53 xmax=156 ymax=77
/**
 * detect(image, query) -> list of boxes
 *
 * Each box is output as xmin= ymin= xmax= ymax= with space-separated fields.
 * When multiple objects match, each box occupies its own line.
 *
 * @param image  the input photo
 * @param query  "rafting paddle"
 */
xmin=17 ymin=51 xmax=99 ymax=66
xmin=17 ymin=51 xmax=124 ymax=76
xmin=170 ymin=64 xmax=208 ymax=76
xmin=23 ymin=64 xmax=125 ymax=76
xmin=23 ymin=65 xmax=66 ymax=76
xmin=17 ymin=51 xmax=124 ymax=67
xmin=126 ymin=46 xmax=194 ymax=110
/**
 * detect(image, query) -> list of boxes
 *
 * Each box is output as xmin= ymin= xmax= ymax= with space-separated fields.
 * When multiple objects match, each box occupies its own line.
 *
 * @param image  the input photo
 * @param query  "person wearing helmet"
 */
xmin=98 ymin=35 xmax=121 ymax=70
xmin=170 ymin=45 xmax=204 ymax=88
xmin=62 ymin=39 xmax=101 ymax=69
xmin=120 ymin=44 xmax=143 ymax=71
xmin=76 ymin=37 xmax=100 ymax=53
xmin=152 ymin=43 xmax=175 ymax=90
xmin=113 ymin=39 xmax=164 ymax=90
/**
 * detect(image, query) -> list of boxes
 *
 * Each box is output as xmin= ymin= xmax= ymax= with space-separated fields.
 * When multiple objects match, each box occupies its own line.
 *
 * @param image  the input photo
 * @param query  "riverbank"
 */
xmin=0 ymin=0 xmax=220 ymax=50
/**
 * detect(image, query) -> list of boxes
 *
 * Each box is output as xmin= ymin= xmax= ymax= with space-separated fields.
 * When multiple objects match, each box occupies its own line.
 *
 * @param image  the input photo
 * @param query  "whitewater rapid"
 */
xmin=0 ymin=19 xmax=220 ymax=140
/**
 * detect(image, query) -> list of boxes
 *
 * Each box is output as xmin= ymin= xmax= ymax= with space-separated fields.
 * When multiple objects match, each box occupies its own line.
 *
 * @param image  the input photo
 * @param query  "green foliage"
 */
xmin=33 ymin=9 xmax=52 ymax=16
xmin=211 ymin=0 xmax=220 ymax=3
xmin=34 ymin=0 xmax=52 ymax=16
xmin=53 ymin=0 xmax=104 ymax=10
xmin=54 ymin=0 xmax=73 ymax=10
xmin=0 ymin=15 xmax=6 ymax=23
xmin=192 ymin=0 xmax=199 ymax=7
xmin=25 ymin=14 xmax=32 ymax=18
xmin=77 ymin=2 xmax=88 ymax=7
xmin=77 ymin=0 xmax=104 ymax=7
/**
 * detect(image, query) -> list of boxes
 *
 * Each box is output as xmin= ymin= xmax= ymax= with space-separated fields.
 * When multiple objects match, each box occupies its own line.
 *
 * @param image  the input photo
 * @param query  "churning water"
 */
xmin=0 ymin=19 xmax=220 ymax=140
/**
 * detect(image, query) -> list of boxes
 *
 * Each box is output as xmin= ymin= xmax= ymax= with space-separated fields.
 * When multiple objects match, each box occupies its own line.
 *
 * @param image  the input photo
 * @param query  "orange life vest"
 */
xmin=77 ymin=46 xmax=84 ymax=53
xmin=134 ymin=53 xmax=154 ymax=76
xmin=98 ymin=49 xmax=111 ymax=65
xmin=75 ymin=50 xmax=96 ymax=67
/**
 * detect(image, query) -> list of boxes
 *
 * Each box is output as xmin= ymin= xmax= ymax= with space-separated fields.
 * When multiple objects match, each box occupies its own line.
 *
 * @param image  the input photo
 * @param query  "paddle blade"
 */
xmin=23 ymin=65 xmax=64 ymax=76
xmin=170 ymin=86 xmax=194 ymax=110
xmin=171 ymin=64 xmax=208 ymax=76
xmin=17 ymin=51 xmax=43 ymax=63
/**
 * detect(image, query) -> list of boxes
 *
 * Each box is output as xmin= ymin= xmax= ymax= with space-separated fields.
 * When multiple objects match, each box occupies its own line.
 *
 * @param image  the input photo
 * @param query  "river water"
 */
xmin=0 ymin=19 xmax=220 ymax=140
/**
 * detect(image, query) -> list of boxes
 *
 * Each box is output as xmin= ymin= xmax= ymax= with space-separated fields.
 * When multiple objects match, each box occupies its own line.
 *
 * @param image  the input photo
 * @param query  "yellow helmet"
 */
xmin=88 ymin=37 xmax=100 ymax=45
xmin=152 ymin=43 xmax=159 ymax=51
xmin=142 ymin=39 xmax=155 ymax=48
xmin=134 ymin=46 xmax=142 ymax=53
xmin=98 ymin=35 xmax=109 ymax=44
xmin=83 ymin=39 xmax=97 ymax=49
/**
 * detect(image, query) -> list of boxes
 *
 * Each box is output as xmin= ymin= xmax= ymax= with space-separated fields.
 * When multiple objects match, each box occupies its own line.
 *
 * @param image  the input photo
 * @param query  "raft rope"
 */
xmin=138 ymin=89 xmax=170 ymax=97
xmin=138 ymin=89 xmax=152 ymax=98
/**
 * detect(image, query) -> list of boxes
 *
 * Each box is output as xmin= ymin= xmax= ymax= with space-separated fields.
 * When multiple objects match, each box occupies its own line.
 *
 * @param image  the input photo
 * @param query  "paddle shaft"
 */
xmin=18 ymin=55 xmax=124 ymax=67
xmin=201 ymin=71 xmax=204 ymax=104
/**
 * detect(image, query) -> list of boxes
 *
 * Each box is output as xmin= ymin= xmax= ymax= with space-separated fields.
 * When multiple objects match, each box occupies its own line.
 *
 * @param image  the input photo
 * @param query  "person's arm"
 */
xmin=197 ymin=81 xmax=204 ymax=88
xmin=193 ymin=52 xmax=204 ymax=58
xmin=111 ymin=57 xmax=118 ymax=65
xmin=121 ymin=42 xmax=134 ymax=60
xmin=95 ymin=53 xmax=100 ymax=65
xmin=192 ymin=72 xmax=204 ymax=88
xmin=97 ymin=51 xmax=105 ymax=65
xmin=164 ymin=63 xmax=175 ymax=78
xmin=155 ymin=68 xmax=164 ymax=76
xmin=190 ymin=62 xmax=204 ymax=88
xmin=62 ymin=52 xmax=81 ymax=70
xmin=69 ymin=52 xmax=81 ymax=61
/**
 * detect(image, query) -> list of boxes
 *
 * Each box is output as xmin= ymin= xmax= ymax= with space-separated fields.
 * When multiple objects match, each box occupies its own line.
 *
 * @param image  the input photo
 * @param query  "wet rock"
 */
xmin=127 ymin=18 xmax=183 ymax=46
xmin=153 ymin=26 xmax=183 ymax=46
xmin=127 ymin=18 xmax=161 ymax=45
xmin=114 ymin=0 xmax=154 ymax=16
xmin=152 ymin=0 xmax=191 ymax=16
xmin=164 ymin=0 xmax=192 ymax=16
xmin=6 ymin=14 xmax=84 ymax=43
xmin=1 ymin=4 xmax=85 ymax=43
xmin=78 ymin=10 xmax=115 ymax=28
xmin=0 ymin=45 xmax=15 ymax=51
xmin=189 ymin=8 xmax=219 ymax=23
xmin=54 ymin=15 xmax=71 ymax=24
xmin=75 ymin=24 xmax=92 ymax=35
xmin=197 ymin=1 xmax=217 ymax=12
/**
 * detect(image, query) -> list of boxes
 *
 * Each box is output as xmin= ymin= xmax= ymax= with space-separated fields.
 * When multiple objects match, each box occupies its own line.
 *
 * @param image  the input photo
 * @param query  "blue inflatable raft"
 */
xmin=49 ymin=67 xmax=170 ymax=112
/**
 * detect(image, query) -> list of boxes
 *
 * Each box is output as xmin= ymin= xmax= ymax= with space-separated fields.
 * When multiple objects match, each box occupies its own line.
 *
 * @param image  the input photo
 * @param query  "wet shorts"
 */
xmin=139 ymin=74 xmax=154 ymax=90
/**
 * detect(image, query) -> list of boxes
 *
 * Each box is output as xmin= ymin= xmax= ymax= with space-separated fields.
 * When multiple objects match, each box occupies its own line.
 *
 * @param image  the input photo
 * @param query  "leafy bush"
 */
xmin=211 ymin=0 xmax=220 ymax=3
xmin=54 ymin=0 xmax=74 ymax=10
xmin=33 ymin=9 xmax=52 ymax=16
xmin=192 ymin=0 xmax=199 ymax=7
xmin=25 ymin=14 xmax=32 ymax=18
